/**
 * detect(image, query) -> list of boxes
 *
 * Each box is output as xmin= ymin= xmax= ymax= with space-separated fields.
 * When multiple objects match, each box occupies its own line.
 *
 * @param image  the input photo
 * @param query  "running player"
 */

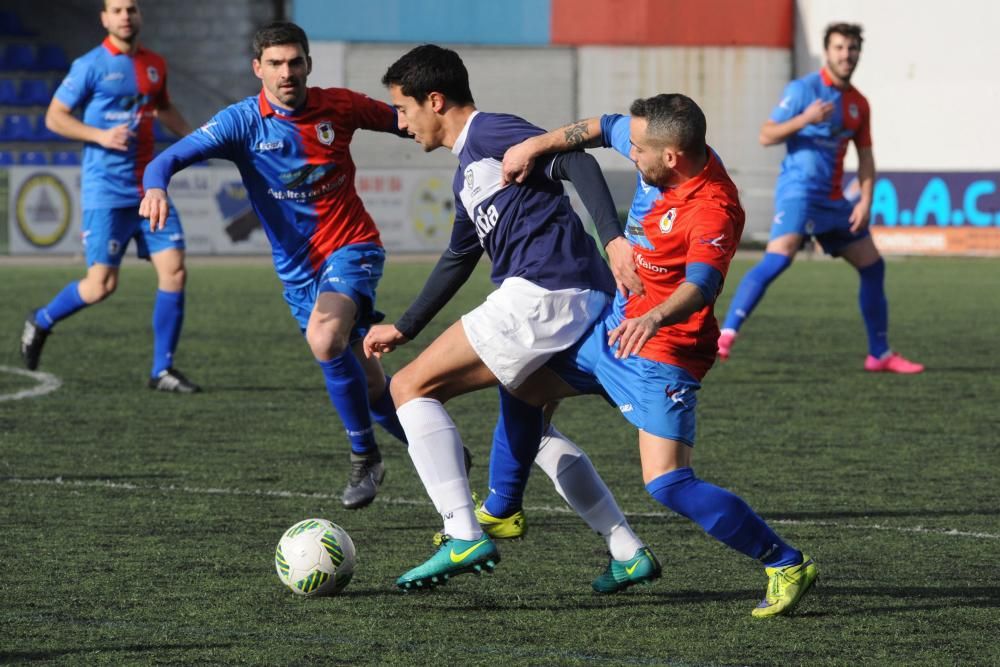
xmin=366 ymin=44 xmax=656 ymax=591
xmin=140 ymin=22 xmax=410 ymax=508
xmin=718 ymin=22 xmax=923 ymax=373
xmin=502 ymin=94 xmax=818 ymax=617
xmin=20 ymin=0 xmax=199 ymax=392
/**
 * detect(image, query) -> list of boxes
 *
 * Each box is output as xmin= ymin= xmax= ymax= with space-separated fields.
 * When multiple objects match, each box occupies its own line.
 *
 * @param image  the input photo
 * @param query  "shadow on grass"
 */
xmin=0 ymin=642 xmax=237 ymax=663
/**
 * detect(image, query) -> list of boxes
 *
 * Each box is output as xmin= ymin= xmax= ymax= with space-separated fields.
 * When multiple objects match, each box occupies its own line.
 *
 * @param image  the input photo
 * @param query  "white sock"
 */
xmin=396 ymin=397 xmax=481 ymax=541
xmin=534 ymin=424 xmax=644 ymax=561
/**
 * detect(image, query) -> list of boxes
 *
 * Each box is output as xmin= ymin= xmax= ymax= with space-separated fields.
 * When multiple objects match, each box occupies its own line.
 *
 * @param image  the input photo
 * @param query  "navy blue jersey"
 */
xmin=449 ymin=112 xmax=614 ymax=295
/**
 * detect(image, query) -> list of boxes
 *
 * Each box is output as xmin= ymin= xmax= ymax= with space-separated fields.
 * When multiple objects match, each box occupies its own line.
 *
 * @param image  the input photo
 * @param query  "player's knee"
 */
xmin=306 ymin=326 xmax=349 ymax=361
xmin=388 ymin=367 xmax=428 ymax=406
xmin=161 ymin=265 xmax=186 ymax=292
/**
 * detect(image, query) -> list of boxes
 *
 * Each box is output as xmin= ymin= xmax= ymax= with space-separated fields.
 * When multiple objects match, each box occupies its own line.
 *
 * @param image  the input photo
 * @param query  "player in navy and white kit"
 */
xmin=140 ymin=22 xmax=413 ymax=508
xmin=20 ymin=0 xmax=198 ymax=392
xmin=366 ymin=44 xmax=653 ymax=590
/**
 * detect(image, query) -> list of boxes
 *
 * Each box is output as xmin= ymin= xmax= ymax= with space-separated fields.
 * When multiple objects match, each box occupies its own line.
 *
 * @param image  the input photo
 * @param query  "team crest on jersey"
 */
xmin=316 ymin=121 xmax=335 ymax=145
xmin=848 ymin=103 xmax=859 ymax=119
xmin=146 ymin=66 xmax=159 ymax=84
xmin=659 ymin=208 xmax=677 ymax=234
xmin=464 ymin=168 xmax=474 ymax=188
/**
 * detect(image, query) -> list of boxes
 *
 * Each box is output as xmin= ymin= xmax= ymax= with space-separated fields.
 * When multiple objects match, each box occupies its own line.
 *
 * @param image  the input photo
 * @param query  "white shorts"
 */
xmin=461 ymin=277 xmax=610 ymax=389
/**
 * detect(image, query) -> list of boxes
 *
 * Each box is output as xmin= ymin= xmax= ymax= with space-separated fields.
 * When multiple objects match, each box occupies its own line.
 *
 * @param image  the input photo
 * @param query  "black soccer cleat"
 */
xmin=342 ymin=452 xmax=385 ymax=509
xmin=20 ymin=312 xmax=50 ymax=371
xmin=148 ymin=368 xmax=202 ymax=394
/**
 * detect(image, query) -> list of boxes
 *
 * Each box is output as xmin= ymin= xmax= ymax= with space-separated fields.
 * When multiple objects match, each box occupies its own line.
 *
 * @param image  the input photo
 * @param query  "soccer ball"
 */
xmin=274 ymin=518 xmax=356 ymax=596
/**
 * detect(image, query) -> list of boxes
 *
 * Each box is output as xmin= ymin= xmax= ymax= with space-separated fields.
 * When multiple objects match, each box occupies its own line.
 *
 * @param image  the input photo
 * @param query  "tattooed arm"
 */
xmin=501 ymin=117 xmax=604 ymax=185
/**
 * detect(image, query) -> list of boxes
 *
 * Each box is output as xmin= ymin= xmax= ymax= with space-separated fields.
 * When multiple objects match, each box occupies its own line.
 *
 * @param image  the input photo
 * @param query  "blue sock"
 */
xmin=151 ymin=289 xmax=184 ymax=377
xmin=318 ymin=351 xmax=377 ymax=457
xmin=369 ymin=374 xmax=407 ymax=444
xmin=483 ymin=387 xmax=544 ymax=518
xmin=36 ymin=281 xmax=88 ymax=330
xmin=646 ymin=467 xmax=801 ymax=567
xmin=722 ymin=252 xmax=792 ymax=331
xmin=858 ymin=259 xmax=890 ymax=358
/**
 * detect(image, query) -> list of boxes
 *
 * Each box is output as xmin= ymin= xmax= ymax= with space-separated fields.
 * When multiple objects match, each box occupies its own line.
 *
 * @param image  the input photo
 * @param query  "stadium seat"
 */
xmin=0 ymin=78 xmax=17 ymax=105
xmin=1 ymin=44 xmax=35 ymax=71
xmin=0 ymin=150 xmax=14 ymax=166
xmin=51 ymin=149 xmax=80 ymax=165
xmin=34 ymin=45 xmax=69 ymax=72
xmin=1 ymin=113 xmax=34 ymax=140
xmin=34 ymin=113 xmax=62 ymax=141
xmin=19 ymin=150 xmax=48 ymax=165
xmin=0 ymin=11 xmax=35 ymax=37
xmin=18 ymin=78 xmax=51 ymax=106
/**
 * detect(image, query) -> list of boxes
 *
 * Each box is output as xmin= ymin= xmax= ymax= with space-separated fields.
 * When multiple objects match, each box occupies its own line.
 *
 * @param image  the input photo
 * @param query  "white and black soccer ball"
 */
xmin=274 ymin=518 xmax=356 ymax=596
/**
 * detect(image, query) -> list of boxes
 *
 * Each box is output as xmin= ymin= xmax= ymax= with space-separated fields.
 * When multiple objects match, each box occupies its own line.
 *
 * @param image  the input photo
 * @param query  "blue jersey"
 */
xmin=449 ymin=111 xmax=615 ymax=295
xmin=144 ymin=88 xmax=403 ymax=288
xmin=771 ymin=69 xmax=872 ymax=201
xmin=54 ymin=38 xmax=170 ymax=210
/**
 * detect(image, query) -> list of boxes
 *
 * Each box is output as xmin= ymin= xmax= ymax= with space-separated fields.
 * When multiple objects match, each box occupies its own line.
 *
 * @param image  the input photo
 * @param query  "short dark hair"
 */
xmin=382 ymin=44 xmax=474 ymax=105
xmin=824 ymin=22 xmax=863 ymax=49
xmin=629 ymin=94 xmax=706 ymax=154
xmin=253 ymin=21 xmax=309 ymax=61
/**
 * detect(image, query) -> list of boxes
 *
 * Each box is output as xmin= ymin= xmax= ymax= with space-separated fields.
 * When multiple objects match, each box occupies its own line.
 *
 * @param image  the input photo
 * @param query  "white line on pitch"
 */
xmin=5 ymin=476 xmax=999 ymax=541
xmin=0 ymin=366 xmax=62 ymax=402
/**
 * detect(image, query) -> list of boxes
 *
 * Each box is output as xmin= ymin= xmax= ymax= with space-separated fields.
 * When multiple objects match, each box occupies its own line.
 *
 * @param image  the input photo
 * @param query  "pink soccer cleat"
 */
xmin=717 ymin=329 xmax=737 ymax=360
xmin=864 ymin=352 xmax=924 ymax=374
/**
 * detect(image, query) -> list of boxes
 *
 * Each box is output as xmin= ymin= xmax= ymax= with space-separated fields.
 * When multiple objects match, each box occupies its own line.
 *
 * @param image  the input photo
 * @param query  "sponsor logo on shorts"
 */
xmin=108 ymin=239 xmax=121 ymax=257
xmin=665 ymin=386 xmax=691 ymax=407
xmin=618 ymin=403 xmax=634 ymax=413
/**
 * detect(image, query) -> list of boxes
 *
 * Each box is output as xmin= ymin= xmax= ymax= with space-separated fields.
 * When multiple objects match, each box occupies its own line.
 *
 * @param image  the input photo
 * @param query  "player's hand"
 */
xmin=608 ymin=314 xmax=659 ymax=359
xmin=501 ymin=140 xmax=537 ymax=185
xmin=605 ymin=236 xmax=643 ymax=297
xmin=364 ymin=324 xmax=409 ymax=358
xmin=849 ymin=201 xmax=871 ymax=233
xmin=98 ymin=123 xmax=133 ymax=151
xmin=801 ymin=99 xmax=835 ymax=125
xmin=140 ymin=188 xmax=170 ymax=231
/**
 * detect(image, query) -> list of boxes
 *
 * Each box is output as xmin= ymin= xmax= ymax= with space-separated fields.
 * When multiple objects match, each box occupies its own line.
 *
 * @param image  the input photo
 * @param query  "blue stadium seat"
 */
xmin=1 ymin=113 xmax=34 ymax=140
xmin=52 ymin=149 xmax=80 ymax=165
xmin=34 ymin=45 xmax=69 ymax=72
xmin=0 ymin=11 xmax=35 ymax=37
xmin=19 ymin=150 xmax=48 ymax=165
xmin=0 ymin=78 xmax=17 ymax=105
xmin=0 ymin=150 xmax=14 ymax=166
xmin=18 ymin=78 xmax=52 ymax=106
xmin=1 ymin=44 xmax=35 ymax=71
xmin=34 ymin=113 xmax=63 ymax=141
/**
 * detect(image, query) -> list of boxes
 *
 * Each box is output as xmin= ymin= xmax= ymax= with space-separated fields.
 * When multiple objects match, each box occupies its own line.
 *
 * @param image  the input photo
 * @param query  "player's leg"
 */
xmin=718 ymin=199 xmax=807 ymax=359
xmin=351 ymin=339 xmax=407 ymax=445
xmin=147 ymin=247 xmax=199 ymax=392
xmin=21 ymin=209 xmax=126 ymax=370
xmin=839 ymin=235 xmax=924 ymax=374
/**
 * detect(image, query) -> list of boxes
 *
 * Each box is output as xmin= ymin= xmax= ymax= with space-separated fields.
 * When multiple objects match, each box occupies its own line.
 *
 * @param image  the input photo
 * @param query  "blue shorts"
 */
xmin=282 ymin=242 xmax=386 ymax=340
xmin=769 ymin=195 xmax=870 ymax=256
xmin=82 ymin=205 xmax=185 ymax=267
xmin=547 ymin=315 xmax=701 ymax=445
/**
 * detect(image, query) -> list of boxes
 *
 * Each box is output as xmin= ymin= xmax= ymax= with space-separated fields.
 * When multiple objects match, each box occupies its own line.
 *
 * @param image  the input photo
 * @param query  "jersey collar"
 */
xmin=257 ymin=87 xmax=312 ymax=118
xmin=102 ymin=36 xmax=143 ymax=57
xmin=451 ymin=110 xmax=479 ymax=155
xmin=665 ymin=147 xmax=719 ymax=201
xmin=819 ymin=67 xmax=853 ymax=90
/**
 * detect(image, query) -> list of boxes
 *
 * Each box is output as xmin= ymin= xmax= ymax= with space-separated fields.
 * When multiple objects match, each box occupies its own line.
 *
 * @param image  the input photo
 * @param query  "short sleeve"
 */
xmin=53 ymin=56 xmax=95 ymax=111
xmin=348 ymin=89 xmax=403 ymax=134
xmin=769 ymin=80 xmax=807 ymax=123
xmin=685 ymin=209 xmax=740 ymax=277
xmin=600 ymin=114 xmax=631 ymax=159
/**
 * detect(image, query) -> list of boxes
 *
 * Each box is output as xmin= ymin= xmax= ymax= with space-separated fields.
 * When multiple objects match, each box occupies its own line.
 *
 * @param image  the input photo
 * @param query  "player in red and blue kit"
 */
xmin=20 ymin=0 xmax=199 ymax=392
xmin=501 ymin=94 xmax=818 ymax=616
xmin=719 ymin=22 xmax=923 ymax=373
xmin=141 ymin=22 xmax=412 ymax=508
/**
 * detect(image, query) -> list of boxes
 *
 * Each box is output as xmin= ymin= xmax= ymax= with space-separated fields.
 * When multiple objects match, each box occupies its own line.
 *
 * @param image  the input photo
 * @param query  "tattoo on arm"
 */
xmin=563 ymin=120 xmax=600 ymax=149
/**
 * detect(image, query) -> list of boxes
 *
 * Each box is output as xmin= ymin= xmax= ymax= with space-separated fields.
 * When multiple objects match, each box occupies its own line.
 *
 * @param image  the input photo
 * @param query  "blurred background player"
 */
xmin=717 ymin=22 xmax=923 ymax=374
xmin=502 ymin=94 xmax=817 ymax=616
xmin=366 ymin=44 xmax=655 ymax=591
xmin=20 ymin=0 xmax=199 ymax=392
xmin=140 ymin=22 xmax=411 ymax=508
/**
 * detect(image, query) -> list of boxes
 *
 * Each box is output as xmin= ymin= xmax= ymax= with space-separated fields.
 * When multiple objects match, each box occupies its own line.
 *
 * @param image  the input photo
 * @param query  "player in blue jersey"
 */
xmin=500 ymin=94 xmax=818 ymax=616
xmin=140 ymin=22 xmax=416 ymax=508
xmin=718 ymin=22 xmax=923 ymax=373
xmin=366 ymin=44 xmax=655 ymax=591
xmin=20 ymin=0 xmax=199 ymax=392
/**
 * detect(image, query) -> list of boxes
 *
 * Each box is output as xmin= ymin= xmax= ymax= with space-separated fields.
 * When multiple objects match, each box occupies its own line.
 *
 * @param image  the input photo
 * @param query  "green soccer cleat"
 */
xmin=591 ymin=547 xmax=662 ymax=594
xmin=475 ymin=506 xmax=527 ymax=539
xmin=397 ymin=535 xmax=500 ymax=591
xmin=752 ymin=554 xmax=818 ymax=618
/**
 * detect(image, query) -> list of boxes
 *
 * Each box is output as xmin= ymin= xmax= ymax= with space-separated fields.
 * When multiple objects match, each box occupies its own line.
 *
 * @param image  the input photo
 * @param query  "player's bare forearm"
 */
xmin=607 ymin=283 xmax=704 ymax=358
xmin=503 ymin=118 xmax=602 ymax=184
xmin=157 ymin=103 xmax=193 ymax=138
xmin=759 ymin=118 xmax=807 ymax=146
xmin=45 ymin=100 xmax=105 ymax=144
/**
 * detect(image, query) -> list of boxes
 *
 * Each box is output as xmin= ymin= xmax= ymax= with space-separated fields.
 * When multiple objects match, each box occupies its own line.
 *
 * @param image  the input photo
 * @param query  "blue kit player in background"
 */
xmin=502 ymin=94 xmax=818 ymax=616
xmin=20 ymin=0 xmax=199 ymax=392
xmin=718 ymin=22 xmax=923 ymax=374
xmin=366 ymin=44 xmax=655 ymax=591
xmin=140 ymin=22 xmax=411 ymax=509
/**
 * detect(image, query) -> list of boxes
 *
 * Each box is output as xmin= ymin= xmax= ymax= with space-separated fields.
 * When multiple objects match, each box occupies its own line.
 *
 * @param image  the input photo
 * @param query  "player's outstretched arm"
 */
xmin=139 ymin=188 xmax=170 ymax=231
xmin=502 ymin=117 xmax=603 ymax=185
